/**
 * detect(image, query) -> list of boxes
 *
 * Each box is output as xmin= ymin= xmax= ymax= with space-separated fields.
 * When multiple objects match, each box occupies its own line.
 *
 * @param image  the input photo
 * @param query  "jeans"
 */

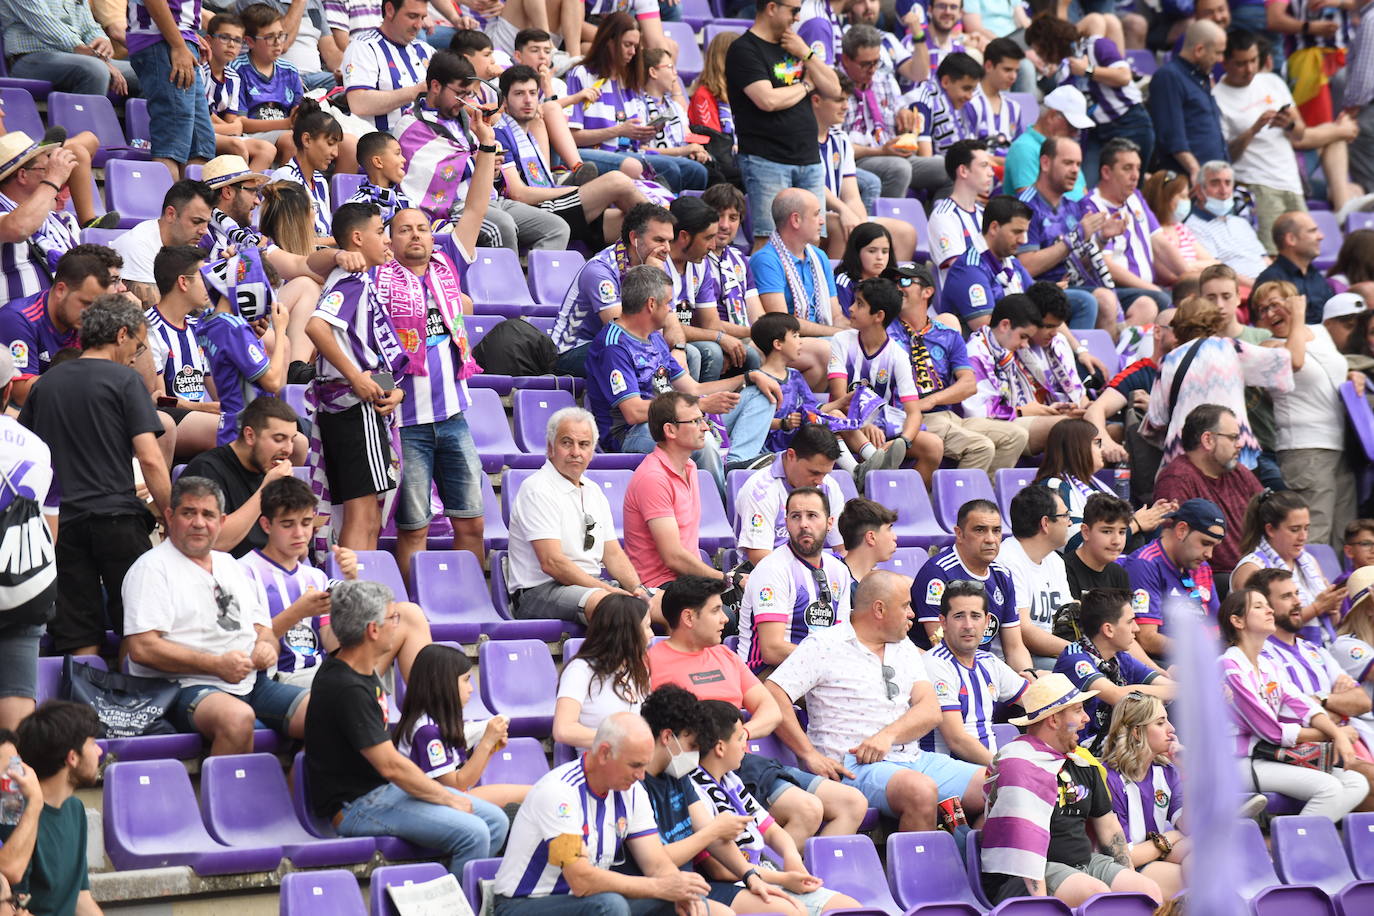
xmin=1065 ymin=287 xmax=1101 ymax=330
xmin=1116 ymin=287 xmax=1172 ymax=316
xmin=397 ymin=413 xmax=485 ymax=530
xmin=642 ymin=153 xmax=707 ymax=193
xmin=618 ymin=384 xmax=774 ymax=494
xmin=11 ymin=50 xmax=125 ymax=96
xmin=496 ymin=894 xmax=679 ymax=916
xmin=658 ymin=0 xmax=683 ymax=20
xmin=738 ymin=154 xmax=827 ymax=237
xmin=685 ymin=338 xmax=762 ymax=383
xmin=301 ymin=69 xmax=338 ymax=91
xmin=553 ymin=342 xmax=591 ymax=376
xmin=855 ymin=167 xmax=881 ymax=215
xmin=337 ymin=781 xmax=509 ymax=877
xmin=130 ymin=42 xmax=216 ymax=162
xmin=1085 ymin=105 xmax=1155 ymax=185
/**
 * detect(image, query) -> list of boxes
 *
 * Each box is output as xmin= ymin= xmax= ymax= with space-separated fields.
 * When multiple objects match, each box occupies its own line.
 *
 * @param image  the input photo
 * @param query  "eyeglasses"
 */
xmin=583 ymin=513 xmax=596 ymax=551
xmin=668 ymin=415 xmax=710 ymax=428
xmin=251 ymin=32 xmax=288 ymax=44
xmin=947 ymin=579 xmax=986 ymax=592
xmin=1348 ymin=540 xmax=1374 ymax=549
xmin=211 ymin=32 xmax=245 ymax=45
xmin=1045 ymin=512 xmax=1071 ymax=521
xmin=1209 ymin=431 xmax=1241 ymax=441
xmin=880 ymin=664 xmax=899 ymax=701
xmin=853 ymin=57 xmax=881 ymax=70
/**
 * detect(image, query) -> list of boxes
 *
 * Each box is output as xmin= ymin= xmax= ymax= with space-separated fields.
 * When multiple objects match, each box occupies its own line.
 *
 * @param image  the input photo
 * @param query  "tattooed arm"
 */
xmin=1022 ymin=877 xmax=1047 ymax=897
xmin=1092 ymin=813 xmax=1134 ymax=868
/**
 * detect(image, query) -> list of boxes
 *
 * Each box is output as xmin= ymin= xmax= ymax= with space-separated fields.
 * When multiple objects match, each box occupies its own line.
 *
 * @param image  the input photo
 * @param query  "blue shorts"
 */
xmin=738 ymin=154 xmax=827 ymax=237
xmin=396 ymin=413 xmax=484 ymax=530
xmin=842 ymin=753 xmax=983 ymax=818
xmin=171 ymin=671 xmax=306 ymax=734
xmin=0 ymin=623 xmax=44 ymax=699
xmin=130 ymin=42 xmax=216 ymax=163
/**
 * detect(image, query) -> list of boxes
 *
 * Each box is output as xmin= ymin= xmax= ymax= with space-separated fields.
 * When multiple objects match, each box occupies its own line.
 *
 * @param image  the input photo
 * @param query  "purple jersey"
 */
xmin=1054 ymin=639 xmax=1160 ymax=743
xmin=195 ymin=311 xmax=272 ymax=445
xmin=1118 ymin=539 xmax=1219 ymax=635
xmin=342 ymin=30 xmax=433 ymax=133
xmin=146 ymin=307 xmax=211 ymax=403
xmin=584 ymin=321 xmax=685 ymax=451
xmin=886 ymin=316 xmax=970 ymax=411
xmin=910 ymin=546 xmax=1020 ymax=655
xmin=1105 ymin=763 xmax=1182 ymax=845
xmin=552 ymin=244 xmax=623 ymax=353
xmin=923 ymin=643 xmax=1028 ymax=754
xmin=565 ymin=66 xmax=640 ymax=152
xmin=0 ymin=292 xmax=78 ymax=378
xmin=230 ymin=58 xmax=305 ymax=121
xmin=941 ymin=247 xmax=1033 ymax=325
xmin=709 ymin=246 xmax=754 ymax=327
xmin=238 ymin=550 xmax=330 ymax=674
xmin=397 ymin=714 xmax=467 ymax=778
xmin=759 ymin=369 xmax=821 ymax=453
xmin=1017 ymin=185 xmax=1088 ymax=284
xmin=127 ymin=0 xmax=201 ymax=55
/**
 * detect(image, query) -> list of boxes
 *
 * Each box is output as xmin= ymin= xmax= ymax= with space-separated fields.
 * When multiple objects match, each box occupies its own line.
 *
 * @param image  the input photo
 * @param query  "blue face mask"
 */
xmin=1173 ymin=198 xmax=1192 ymax=224
xmin=1203 ymin=196 xmax=1232 ymax=217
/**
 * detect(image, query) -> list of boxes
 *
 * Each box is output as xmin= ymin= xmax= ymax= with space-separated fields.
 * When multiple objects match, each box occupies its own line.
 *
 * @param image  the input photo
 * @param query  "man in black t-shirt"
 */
xmin=1065 ymin=494 xmax=1133 ymax=600
xmin=18 ymin=296 xmax=170 ymax=657
xmin=303 ymin=580 xmax=508 ymax=877
xmin=184 ymin=395 xmax=298 ymax=557
xmin=725 ymin=0 xmax=841 ymax=247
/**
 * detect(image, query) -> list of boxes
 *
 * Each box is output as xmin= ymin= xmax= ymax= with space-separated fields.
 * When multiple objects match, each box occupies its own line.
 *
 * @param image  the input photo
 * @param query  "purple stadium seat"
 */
xmin=886 ymin=830 xmax=985 ymax=914
xmin=678 ymin=0 xmax=712 ymax=21
xmin=932 ymin=469 xmax=998 ymax=533
xmin=989 ymin=900 xmax=1073 ymax=914
xmin=1126 ymin=49 xmax=1158 ymax=75
xmin=1007 ymin=92 xmax=1039 ymax=133
xmin=280 ymin=870 xmax=366 ymax=916
xmin=701 ymin=23 xmax=747 ymax=51
xmin=280 ymin=383 xmax=309 ymax=419
xmin=1311 ymin=210 xmax=1341 ymax=272
xmin=201 ymin=754 xmax=376 ymax=867
xmin=478 ymin=736 xmax=550 ymax=786
xmin=467 ymin=386 xmax=538 ymax=472
xmin=0 ymin=88 xmax=44 ymax=140
xmin=865 ymin=470 xmax=953 ymax=547
xmin=482 ymin=474 xmax=509 ymax=550
xmin=696 ymin=468 xmax=736 ymax=551
xmin=104 ymin=159 xmax=174 ymax=228
xmin=1343 ymin=811 xmax=1374 ymax=879
xmin=1348 ymin=212 xmax=1374 ymax=233
xmin=467 ymin=247 xmax=539 ymax=310
xmin=464 ymin=313 xmax=501 ymax=349
xmin=48 ymin=91 xmax=149 ymax=166
xmin=964 ymin=830 xmax=994 ymax=909
xmin=804 ymin=834 xmax=903 ymax=915
xmin=663 ymin=21 xmax=704 ymax=79
xmin=488 ymin=549 xmax=513 ymax=618
xmin=104 ymin=759 xmax=284 ymax=874
xmin=512 ymin=387 xmax=575 ymax=453
xmin=478 ymin=639 xmax=559 ymax=736
xmin=994 ymin=467 xmax=1037 ymax=527
xmin=1307 ymin=543 xmax=1343 ymax=581
xmin=125 ymin=98 xmax=150 ymax=148
xmin=288 ymin=750 xmax=433 ymax=862
xmin=326 ymin=549 xmax=408 ymax=600
xmin=1075 ymin=892 xmax=1159 ymax=915
xmin=370 ymin=863 xmax=450 ymax=916
xmin=875 ymin=197 xmax=931 ymax=261
xmin=744 ymin=732 xmax=799 ymax=768
xmin=463 ymin=858 xmax=501 ymax=913
xmin=526 ymin=249 xmax=586 ymax=306
xmin=35 ymin=655 xmax=106 ymax=703
xmin=411 ymin=549 xmax=564 ymax=642
xmin=1272 ymin=815 xmax=1374 ymax=898
xmin=875 ymin=546 xmax=933 ymax=576
xmin=502 ymin=467 xmax=633 ymax=535
xmin=1235 ymin=818 xmax=1333 ymax=914
xmin=1077 ymin=329 xmax=1120 ymax=376
xmin=1339 ymin=381 xmax=1374 ymax=462
xmin=331 ymin=172 xmax=364 ymax=204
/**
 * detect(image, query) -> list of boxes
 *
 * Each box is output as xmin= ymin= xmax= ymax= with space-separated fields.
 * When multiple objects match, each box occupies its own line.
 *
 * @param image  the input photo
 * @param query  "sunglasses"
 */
xmin=583 ymin=513 xmax=596 ymax=551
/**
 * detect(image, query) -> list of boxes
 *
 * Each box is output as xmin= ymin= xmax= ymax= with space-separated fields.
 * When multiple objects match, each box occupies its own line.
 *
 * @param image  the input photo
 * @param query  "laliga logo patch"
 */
xmin=758 ymin=586 xmax=776 ymax=604
xmin=247 ymin=345 xmax=264 ymax=363
xmin=750 ymin=512 xmax=765 ymax=529
xmin=426 ymin=738 xmax=446 ymax=767
xmin=609 ymin=369 xmax=627 ymax=396
xmin=926 ymin=578 xmax=946 ymax=604
xmin=9 ymin=341 xmax=28 ymax=366
xmin=1074 ymin=659 xmax=1095 ymax=680
xmin=321 ymin=291 xmax=345 ymax=312
xmin=1132 ymin=589 xmax=1150 ymax=613
xmin=598 ymin=279 xmax=617 ymax=303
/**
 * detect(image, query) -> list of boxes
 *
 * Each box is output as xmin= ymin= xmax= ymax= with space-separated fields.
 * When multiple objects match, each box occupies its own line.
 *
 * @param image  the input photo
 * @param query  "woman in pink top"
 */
xmin=1218 ymin=587 xmax=1367 ymax=821
xmin=1141 ymin=171 xmax=1219 ymax=287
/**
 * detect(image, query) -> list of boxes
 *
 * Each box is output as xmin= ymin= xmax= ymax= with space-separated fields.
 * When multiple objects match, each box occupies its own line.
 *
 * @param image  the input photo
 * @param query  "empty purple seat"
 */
xmin=512 ymin=388 xmax=575 ymax=453
xmin=526 ymin=249 xmax=586 ymax=306
xmin=866 ymin=470 xmax=953 ymax=547
xmin=478 ymin=639 xmax=559 ymax=737
xmin=280 ymin=869 xmax=366 ymax=916
xmin=502 ymin=467 xmax=633 ymax=536
xmin=662 ymin=21 xmax=704 ymax=78
xmin=125 ymin=97 xmax=150 ymax=148
xmin=370 ymin=862 xmax=450 ymax=916
xmin=104 ymin=759 xmax=284 ymax=874
xmin=467 ymin=386 xmax=537 ymax=472
xmin=326 ymin=549 xmax=407 ymax=601
xmin=463 ymin=858 xmax=501 ymax=912
xmin=744 ymin=732 xmax=799 ymax=768
xmin=932 ymin=469 xmax=998 ymax=533
xmin=1235 ymin=818 xmax=1332 ymax=914
xmin=0 ymin=88 xmax=44 ymax=140
xmin=411 ymin=549 xmax=564 ymax=642
xmin=1348 ymin=212 xmax=1374 ymax=233
xmin=481 ymin=474 xmax=509 ymax=550
xmin=467 ymin=247 xmax=538 ymax=310
xmin=994 ymin=467 xmax=1037 ymax=527
xmin=464 ymin=313 xmax=501 ymax=349
xmin=702 ymin=23 xmax=747 ymax=49
xmin=1125 ymin=49 xmax=1158 ymax=75
xmin=201 ymin=753 xmax=376 ymax=867
xmin=1075 ymin=892 xmax=1159 ymax=915
xmin=35 ymin=655 xmax=106 ymax=704
xmin=1006 ymin=92 xmax=1039 ymax=132
xmin=875 ymin=198 xmax=930 ymax=260
xmin=804 ymin=834 xmax=903 ymax=915
xmin=886 ymin=830 xmax=984 ymax=913
xmin=1311 ymin=210 xmax=1340 ymax=272
xmin=696 ymin=468 xmax=735 ymax=551
xmin=105 ymin=159 xmax=174 ymax=227
xmin=331 ymin=172 xmax=364 ymax=204
xmin=48 ymin=91 xmax=148 ymax=166
xmin=875 ymin=546 xmax=932 ymax=576
xmin=1272 ymin=815 xmax=1374 ymax=898
xmin=478 ymin=736 xmax=550 ymax=786
xmin=1077 ymin=329 xmax=1120 ymax=376
xmin=1306 ymin=543 xmax=1343 ymax=581
xmin=1343 ymin=811 xmax=1374 ymax=879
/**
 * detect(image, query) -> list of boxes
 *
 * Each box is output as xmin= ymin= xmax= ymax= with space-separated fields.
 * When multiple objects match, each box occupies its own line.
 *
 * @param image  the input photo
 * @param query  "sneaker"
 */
xmin=1238 ymin=793 xmax=1269 ymax=822
xmin=853 ymin=438 xmax=907 ymax=491
xmin=84 ymin=211 xmax=122 ymax=230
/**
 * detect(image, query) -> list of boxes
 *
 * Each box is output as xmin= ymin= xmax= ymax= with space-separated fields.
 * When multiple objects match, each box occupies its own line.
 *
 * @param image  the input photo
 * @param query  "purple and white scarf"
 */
xmin=768 ymin=232 xmax=829 ymax=325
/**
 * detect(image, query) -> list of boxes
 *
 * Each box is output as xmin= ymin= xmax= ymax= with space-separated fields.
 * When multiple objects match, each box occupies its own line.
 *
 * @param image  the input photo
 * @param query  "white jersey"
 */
xmin=927 ymin=198 xmax=986 ymax=282
xmin=145 ymin=306 xmax=211 ymax=403
xmin=737 ymin=548 xmax=852 ymax=673
xmin=492 ymin=757 xmax=659 ymax=898
xmin=734 ymin=455 xmax=845 ymax=552
xmin=923 ymin=643 xmax=1028 ymax=757
xmin=827 ymin=328 xmax=919 ymax=438
xmin=342 ymin=31 xmax=435 ymax=133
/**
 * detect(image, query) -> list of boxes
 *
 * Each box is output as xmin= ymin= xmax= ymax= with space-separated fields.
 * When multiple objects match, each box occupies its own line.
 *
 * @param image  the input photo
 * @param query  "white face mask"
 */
xmin=664 ymin=734 xmax=700 ymax=779
xmin=1172 ymin=198 xmax=1191 ymax=224
xmin=1203 ymin=195 xmax=1232 ymax=217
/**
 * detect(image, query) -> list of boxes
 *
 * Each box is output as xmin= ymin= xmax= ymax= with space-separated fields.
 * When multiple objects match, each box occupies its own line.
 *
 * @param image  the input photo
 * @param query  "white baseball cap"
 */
xmin=1323 ymin=292 xmax=1368 ymax=322
xmin=1044 ymin=86 xmax=1095 ymax=130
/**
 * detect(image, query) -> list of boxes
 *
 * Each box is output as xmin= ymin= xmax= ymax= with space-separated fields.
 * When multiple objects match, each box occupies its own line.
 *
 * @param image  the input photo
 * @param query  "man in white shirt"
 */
xmin=767 ymin=569 xmax=987 ymax=832
xmin=1183 ymin=161 xmax=1272 ymax=279
xmin=111 ymin=180 xmax=216 ymax=307
xmin=123 ymin=477 xmax=309 ymax=756
xmin=927 ymin=139 xmax=993 ymax=284
xmin=492 ymin=712 xmax=712 ymax=914
xmin=996 ymin=485 xmax=1073 ymax=668
xmin=342 ymin=0 xmax=434 ymax=135
xmin=507 ymin=407 xmax=655 ymax=624
xmin=734 ymin=424 xmax=846 ymax=566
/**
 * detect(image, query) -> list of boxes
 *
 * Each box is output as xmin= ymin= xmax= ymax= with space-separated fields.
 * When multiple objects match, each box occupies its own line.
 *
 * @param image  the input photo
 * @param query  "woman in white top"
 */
xmin=1232 ymin=489 xmax=1344 ymax=645
xmin=553 ymin=594 xmax=652 ymax=748
xmin=1253 ymin=280 xmax=1363 ymax=550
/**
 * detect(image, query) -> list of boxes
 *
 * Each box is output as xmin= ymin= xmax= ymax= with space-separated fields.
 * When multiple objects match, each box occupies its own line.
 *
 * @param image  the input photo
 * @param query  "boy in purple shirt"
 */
xmin=232 ymin=4 xmax=308 ymax=159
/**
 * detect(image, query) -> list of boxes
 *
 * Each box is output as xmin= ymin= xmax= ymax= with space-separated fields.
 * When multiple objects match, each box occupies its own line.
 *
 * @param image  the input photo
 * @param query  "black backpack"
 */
xmin=473 ymin=317 xmax=557 ymax=376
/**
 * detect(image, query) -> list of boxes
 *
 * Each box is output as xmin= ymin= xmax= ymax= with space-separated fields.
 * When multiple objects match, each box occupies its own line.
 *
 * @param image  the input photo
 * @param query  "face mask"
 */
xmin=664 ymin=734 xmax=700 ymax=779
xmin=1203 ymin=195 xmax=1232 ymax=217
xmin=1173 ymin=198 xmax=1191 ymax=224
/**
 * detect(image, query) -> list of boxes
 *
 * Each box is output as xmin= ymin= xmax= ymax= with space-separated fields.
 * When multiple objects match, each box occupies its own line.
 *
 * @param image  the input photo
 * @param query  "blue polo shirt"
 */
xmin=941 ymin=248 xmax=1034 ymax=325
xmin=1117 ymin=539 xmax=1219 ymax=636
xmin=886 ymin=317 xmax=969 ymax=412
xmin=1146 ymin=55 xmax=1227 ymax=175
xmin=1254 ymin=255 xmax=1335 ymax=325
xmin=1004 ymin=126 xmax=1086 ymax=200
xmin=585 ymin=321 xmax=684 ymax=451
xmin=1018 ymin=186 xmax=1087 ymax=284
xmin=749 ymin=243 xmax=838 ymax=324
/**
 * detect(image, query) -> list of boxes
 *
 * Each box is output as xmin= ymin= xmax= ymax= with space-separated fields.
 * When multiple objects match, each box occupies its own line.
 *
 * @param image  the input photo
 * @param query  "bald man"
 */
xmin=765 ymin=570 xmax=987 ymax=833
xmin=748 ymin=189 xmax=849 ymax=338
xmin=492 ymin=712 xmax=719 ymax=916
xmin=1147 ymin=20 xmax=1228 ymax=181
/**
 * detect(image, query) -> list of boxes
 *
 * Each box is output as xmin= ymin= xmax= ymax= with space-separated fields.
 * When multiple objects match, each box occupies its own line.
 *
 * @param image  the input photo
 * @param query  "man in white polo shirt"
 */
xmin=507 ymin=406 xmax=655 ymax=624
xmin=734 ymin=424 xmax=846 ymax=566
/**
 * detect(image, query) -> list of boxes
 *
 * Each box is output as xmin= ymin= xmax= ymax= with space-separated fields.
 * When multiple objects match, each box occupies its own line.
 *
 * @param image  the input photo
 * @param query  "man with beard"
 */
xmin=0 ymin=703 xmax=105 ymax=915
xmin=736 ymin=487 xmax=853 ymax=675
xmin=1119 ymin=499 xmax=1225 ymax=661
xmin=980 ymin=674 xmax=1162 ymax=907
xmin=185 ymin=395 xmax=299 ymax=557
xmin=1153 ymin=405 xmax=1261 ymax=583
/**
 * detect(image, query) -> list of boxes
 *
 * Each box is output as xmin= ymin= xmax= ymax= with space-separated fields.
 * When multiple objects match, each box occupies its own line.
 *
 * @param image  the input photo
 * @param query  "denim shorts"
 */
xmin=170 ymin=671 xmax=306 ymax=734
xmin=130 ymin=42 xmax=216 ymax=162
xmin=0 ymin=623 xmax=44 ymax=699
xmin=842 ymin=753 xmax=983 ymax=818
xmin=396 ymin=413 xmax=484 ymax=530
xmin=738 ymin=155 xmax=827 ymax=237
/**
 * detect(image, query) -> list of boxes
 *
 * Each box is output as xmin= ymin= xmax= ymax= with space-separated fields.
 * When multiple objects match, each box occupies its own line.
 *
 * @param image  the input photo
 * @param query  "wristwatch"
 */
xmin=1146 ymin=831 xmax=1173 ymax=856
xmin=671 ymin=343 xmax=686 ymax=352
xmin=477 ymin=143 xmax=498 ymax=154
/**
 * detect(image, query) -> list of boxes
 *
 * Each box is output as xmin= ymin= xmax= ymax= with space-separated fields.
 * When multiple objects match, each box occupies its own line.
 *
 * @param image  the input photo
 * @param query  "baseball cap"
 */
xmin=887 ymin=263 xmax=935 ymax=289
xmin=1323 ymin=292 xmax=1368 ymax=322
xmin=1165 ymin=498 xmax=1226 ymax=539
xmin=1044 ymin=86 xmax=1094 ymax=131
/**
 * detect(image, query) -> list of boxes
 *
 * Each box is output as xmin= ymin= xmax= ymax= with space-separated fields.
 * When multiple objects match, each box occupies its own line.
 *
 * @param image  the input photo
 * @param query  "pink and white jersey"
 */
xmin=1219 ymin=645 xmax=1321 ymax=757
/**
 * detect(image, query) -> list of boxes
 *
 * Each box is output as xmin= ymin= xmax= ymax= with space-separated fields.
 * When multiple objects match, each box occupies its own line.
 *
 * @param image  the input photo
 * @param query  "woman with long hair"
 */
xmin=1100 ymin=694 xmax=1188 ymax=899
xmin=1218 ymin=587 xmax=1365 ymax=821
xmin=259 ymin=180 xmax=317 ymax=258
xmin=395 ymin=643 xmax=529 ymax=806
xmin=1141 ymin=171 xmax=1219 ymax=286
xmin=552 ymin=594 xmax=653 ymax=748
xmin=688 ymin=31 xmax=738 ymax=141
xmin=834 ymin=223 xmax=894 ymax=318
xmin=1141 ymin=295 xmax=1296 ymax=470
xmin=1232 ymin=490 xmax=1343 ymax=642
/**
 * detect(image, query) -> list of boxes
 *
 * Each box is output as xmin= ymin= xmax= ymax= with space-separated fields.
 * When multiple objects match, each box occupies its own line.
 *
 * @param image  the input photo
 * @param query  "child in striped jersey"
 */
xmin=270 ymin=101 xmax=342 ymax=243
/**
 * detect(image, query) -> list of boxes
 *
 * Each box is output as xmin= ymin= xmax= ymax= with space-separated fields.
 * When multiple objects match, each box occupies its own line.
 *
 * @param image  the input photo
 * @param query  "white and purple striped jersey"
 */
xmin=396 ymin=713 xmax=467 ymax=778
xmin=927 ymin=197 xmax=986 ymax=278
xmin=1055 ymin=36 xmax=1140 ymax=125
xmin=734 ymin=455 xmax=846 ymax=552
xmin=827 ymin=328 xmax=921 ymax=438
xmin=238 ymin=549 xmax=331 ymax=675
xmin=311 ymin=268 xmax=391 ymax=412
xmin=736 ymin=548 xmax=853 ymax=674
xmin=1261 ymin=633 xmax=1346 ymax=698
xmin=965 ymin=85 xmax=1021 ymax=146
xmin=271 ymin=160 xmax=332 ymax=238
xmin=564 ymin=66 xmax=641 ymax=153
xmin=203 ymin=209 xmax=271 ymax=262
xmin=1082 ymin=188 xmax=1159 ymax=285
xmin=910 ymin=31 xmax=968 ymax=73
xmin=0 ymin=415 xmax=55 ymax=518
xmin=200 ymin=63 xmax=245 ymax=116
xmin=710 ymin=245 xmax=755 ymax=327
xmin=342 ymin=31 xmax=434 ymax=133
xmin=0 ymin=192 xmax=78 ymax=301
xmin=1104 ymin=763 xmax=1182 ymax=845
xmin=324 ymin=0 xmax=382 ymax=35
xmin=904 ymin=79 xmax=973 ymax=154
xmin=665 ymin=255 xmax=719 ymax=327
xmin=1284 ymin=0 xmax=1352 ymax=51
xmin=492 ymin=757 xmax=659 ymax=898
xmin=922 ymin=643 xmax=1027 ymax=755
xmin=127 ymin=0 xmax=200 ymax=55
xmin=145 ymin=307 xmax=212 ymax=403
xmin=820 ymin=126 xmax=857 ymax=197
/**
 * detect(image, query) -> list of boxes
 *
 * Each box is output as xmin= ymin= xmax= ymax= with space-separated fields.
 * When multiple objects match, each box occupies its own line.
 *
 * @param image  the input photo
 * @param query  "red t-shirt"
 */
xmin=1153 ymin=455 xmax=1262 ymax=576
xmin=648 ymin=640 xmax=759 ymax=706
xmin=622 ymin=448 xmax=701 ymax=587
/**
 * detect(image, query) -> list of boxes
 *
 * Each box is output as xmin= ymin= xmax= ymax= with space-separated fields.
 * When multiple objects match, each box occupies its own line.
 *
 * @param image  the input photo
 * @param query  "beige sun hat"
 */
xmin=1009 ymin=673 xmax=1100 ymax=727
xmin=0 ymin=131 xmax=57 ymax=184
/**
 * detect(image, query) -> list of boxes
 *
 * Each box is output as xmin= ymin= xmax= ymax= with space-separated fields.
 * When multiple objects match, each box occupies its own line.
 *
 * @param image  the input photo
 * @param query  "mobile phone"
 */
xmin=371 ymin=371 xmax=395 ymax=391
xmin=1278 ymin=103 xmax=1292 ymax=112
xmin=156 ymin=395 xmax=178 ymax=408
xmin=646 ymin=114 xmax=670 ymax=129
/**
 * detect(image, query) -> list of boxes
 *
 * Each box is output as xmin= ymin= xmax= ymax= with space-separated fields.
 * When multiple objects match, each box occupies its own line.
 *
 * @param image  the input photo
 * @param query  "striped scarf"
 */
xmin=976 ymin=326 xmax=1035 ymax=410
xmin=768 ymin=232 xmax=829 ymax=325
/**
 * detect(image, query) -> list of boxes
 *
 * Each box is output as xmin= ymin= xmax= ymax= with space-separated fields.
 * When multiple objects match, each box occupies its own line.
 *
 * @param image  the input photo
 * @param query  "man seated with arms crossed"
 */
xmin=768 ymin=570 xmax=988 ymax=832
xmin=507 ymin=406 xmax=657 ymax=625
xmin=123 ymin=477 xmax=309 ymax=756
xmin=735 ymin=424 xmax=846 ymax=566
xmin=491 ymin=712 xmax=716 ymax=916
xmin=648 ymin=576 xmax=867 ymax=847
xmin=924 ymin=581 xmax=1031 ymax=768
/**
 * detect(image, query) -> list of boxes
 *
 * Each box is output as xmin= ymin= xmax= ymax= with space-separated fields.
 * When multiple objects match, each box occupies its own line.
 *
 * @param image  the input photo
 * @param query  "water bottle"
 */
xmin=0 ymin=756 xmax=25 ymax=826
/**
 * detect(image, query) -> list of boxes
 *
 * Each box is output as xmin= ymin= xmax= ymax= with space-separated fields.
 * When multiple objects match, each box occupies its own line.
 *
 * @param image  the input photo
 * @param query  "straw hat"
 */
xmin=0 ymin=132 xmax=56 ymax=184
xmin=1346 ymin=566 xmax=1374 ymax=617
xmin=201 ymin=154 xmax=271 ymax=190
xmin=1009 ymin=673 xmax=1099 ymax=727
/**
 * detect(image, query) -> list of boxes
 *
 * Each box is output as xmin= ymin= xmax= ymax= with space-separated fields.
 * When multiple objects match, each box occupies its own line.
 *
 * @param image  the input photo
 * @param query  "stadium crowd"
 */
xmin=2 ymin=0 xmax=1374 ymax=910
